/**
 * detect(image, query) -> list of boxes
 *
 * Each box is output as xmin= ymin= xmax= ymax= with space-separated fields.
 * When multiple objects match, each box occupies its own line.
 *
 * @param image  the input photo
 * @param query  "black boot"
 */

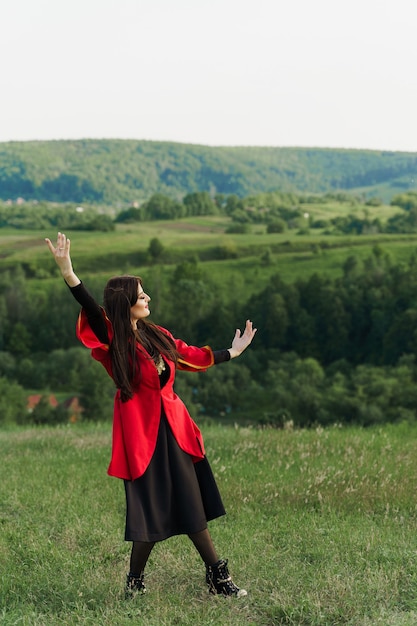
xmin=125 ymin=572 xmax=146 ymax=599
xmin=205 ymin=559 xmax=247 ymax=598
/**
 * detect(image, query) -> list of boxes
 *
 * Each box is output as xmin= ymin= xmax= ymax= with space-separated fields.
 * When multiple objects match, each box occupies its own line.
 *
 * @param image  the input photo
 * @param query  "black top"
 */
xmin=68 ymin=281 xmax=231 ymax=365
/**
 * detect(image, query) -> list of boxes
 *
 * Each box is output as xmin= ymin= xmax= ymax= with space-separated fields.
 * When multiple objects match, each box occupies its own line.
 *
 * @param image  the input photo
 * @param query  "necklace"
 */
xmin=135 ymin=329 xmax=166 ymax=375
xmin=154 ymin=353 xmax=166 ymax=375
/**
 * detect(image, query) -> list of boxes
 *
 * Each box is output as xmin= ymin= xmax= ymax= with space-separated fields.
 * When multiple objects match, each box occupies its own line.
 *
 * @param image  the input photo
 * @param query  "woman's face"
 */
xmin=130 ymin=284 xmax=151 ymax=324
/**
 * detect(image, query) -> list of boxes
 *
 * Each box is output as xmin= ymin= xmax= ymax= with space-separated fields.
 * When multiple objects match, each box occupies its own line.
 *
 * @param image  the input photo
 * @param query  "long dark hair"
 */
xmin=103 ymin=275 xmax=179 ymax=402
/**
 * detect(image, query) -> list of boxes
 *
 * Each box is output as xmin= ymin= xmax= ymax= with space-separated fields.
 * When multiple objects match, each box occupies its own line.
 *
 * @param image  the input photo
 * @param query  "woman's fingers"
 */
xmin=44 ymin=237 xmax=55 ymax=254
xmin=243 ymin=320 xmax=257 ymax=340
xmin=57 ymin=231 xmax=67 ymax=251
xmin=45 ymin=232 xmax=70 ymax=257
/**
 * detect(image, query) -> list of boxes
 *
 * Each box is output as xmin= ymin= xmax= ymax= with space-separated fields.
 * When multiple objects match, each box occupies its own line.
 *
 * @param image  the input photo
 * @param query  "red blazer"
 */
xmin=76 ymin=309 xmax=215 ymax=480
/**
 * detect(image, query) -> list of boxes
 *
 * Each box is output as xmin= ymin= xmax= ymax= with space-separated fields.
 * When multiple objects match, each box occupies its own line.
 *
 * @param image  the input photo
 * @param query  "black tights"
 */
xmin=129 ymin=528 xmax=219 ymax=576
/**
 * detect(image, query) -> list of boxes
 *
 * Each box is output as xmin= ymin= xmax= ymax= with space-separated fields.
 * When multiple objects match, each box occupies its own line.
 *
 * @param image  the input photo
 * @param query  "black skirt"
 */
xmin=124 ymin=412 xmax=226 ymax=542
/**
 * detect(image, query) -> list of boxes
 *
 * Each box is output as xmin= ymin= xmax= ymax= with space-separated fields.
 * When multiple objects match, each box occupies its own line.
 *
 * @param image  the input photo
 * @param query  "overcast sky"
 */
xmin=1 ymin=0 xmax=416 ymax=152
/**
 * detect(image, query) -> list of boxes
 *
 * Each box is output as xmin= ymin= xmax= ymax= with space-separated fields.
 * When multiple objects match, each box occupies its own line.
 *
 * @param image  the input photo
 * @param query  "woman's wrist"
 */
xmin=63 ymin=270 xmax=81 ymax=287
xmin=227 ymin=347 xmax=240 ymax=359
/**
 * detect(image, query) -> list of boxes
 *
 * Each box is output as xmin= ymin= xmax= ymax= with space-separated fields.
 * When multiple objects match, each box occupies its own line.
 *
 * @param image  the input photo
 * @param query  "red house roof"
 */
xmin=27 ymin=394 xmax=59 ymax=411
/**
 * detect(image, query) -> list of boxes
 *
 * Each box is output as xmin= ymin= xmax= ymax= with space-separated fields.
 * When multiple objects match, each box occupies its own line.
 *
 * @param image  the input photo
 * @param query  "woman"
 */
xmin=45 ymin=232 xmax=256 ymax=599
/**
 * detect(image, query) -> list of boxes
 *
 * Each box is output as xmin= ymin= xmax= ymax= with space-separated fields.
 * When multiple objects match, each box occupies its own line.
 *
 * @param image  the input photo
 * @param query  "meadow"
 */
xmin=3 ymin=212 xmax=417 ymax=305
xmin=2 ymin=421 xmax=417 ymax=625
xmin=3 ymin=209 xmax=417 ymax=625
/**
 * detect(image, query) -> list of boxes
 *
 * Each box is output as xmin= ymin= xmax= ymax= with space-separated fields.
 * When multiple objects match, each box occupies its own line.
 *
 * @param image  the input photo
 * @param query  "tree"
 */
xmin=86 ymin=215 xmax=115 ymax=232
xmin=0 ymin=377 xmax=27 ymax=425
xmin=0 ymin=351 xmax=16 ymax=378
xmin=183 ymin=361 xmax=255 ymax=416
xmin=225 ymin=195 xmax=242 ymax=214
xmin=148 ymin=237 xmax=165 ymax=262
xmin=225 ymin=223 xmax=250 ymax=234
xmin=6 ymin=322 xmax=32 ymax=357
xmin=391 ymin=192 xmax=417 ymax=211
xmin=142 ymin=193 xmax=184 ymax=220
xmin=267 ymin=220 xmax=286 ymax=233
xmin=165 ymin=279 xmax=209 ymax=340
xmin=260 ymin=248 xmax=273 ymax=266
xmin=79 ymin=362 xmax=114 ymax=421
xmin=115 ymin=206 xmax=143 ymax=223
xmin=262 ymin=293 xmax=289 ymax=347
xmin=172 ymin=258 xmax=203 ymax=283
xmin=343 ymin=255 xmax=359 ymax=276
xmin=382 ymin=308 xmax=417 ymax=363
xmin=183 ymin=192 xmax=217 ymax=216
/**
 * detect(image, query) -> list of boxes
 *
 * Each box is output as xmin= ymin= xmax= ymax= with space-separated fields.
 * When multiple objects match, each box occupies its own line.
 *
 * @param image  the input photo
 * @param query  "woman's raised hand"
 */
xmin=45 ymin=232 xmax=80 ymax=287
xmin=228 ymin=319 xmax=257 ymax=359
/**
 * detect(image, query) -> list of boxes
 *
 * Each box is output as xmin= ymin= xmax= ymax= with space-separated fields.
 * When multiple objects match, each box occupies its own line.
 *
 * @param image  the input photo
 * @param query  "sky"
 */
xmin=1 ymin=0 xmax=417 ymax=152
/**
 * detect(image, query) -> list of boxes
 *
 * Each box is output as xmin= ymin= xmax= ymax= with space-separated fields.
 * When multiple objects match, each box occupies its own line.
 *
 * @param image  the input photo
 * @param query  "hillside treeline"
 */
xmin=1 ymin=139 xmax=417 ymax=204
xmin=2 ymin=191 xmax=417 ymax=238
xmin=2 ymin=249 xmax=417 ymax=427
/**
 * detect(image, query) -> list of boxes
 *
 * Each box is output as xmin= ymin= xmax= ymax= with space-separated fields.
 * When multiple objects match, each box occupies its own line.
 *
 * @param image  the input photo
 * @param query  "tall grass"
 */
xmin=2 ymin=422 xmax=417 ymax=625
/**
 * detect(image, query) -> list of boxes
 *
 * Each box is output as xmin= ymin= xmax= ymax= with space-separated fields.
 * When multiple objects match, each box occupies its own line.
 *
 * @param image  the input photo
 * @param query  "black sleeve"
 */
xmin=213 ymin=349 xmax=231 ymax=364
xmin=67 ymin=281 xmax=109 ymax=345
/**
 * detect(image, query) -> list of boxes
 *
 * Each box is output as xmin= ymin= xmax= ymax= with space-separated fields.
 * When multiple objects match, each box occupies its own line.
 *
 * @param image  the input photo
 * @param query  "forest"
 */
xmin=2 ymin=186 xmax=417 ymax=428
xmin=1 ymin=139 xmax=417 ymax=204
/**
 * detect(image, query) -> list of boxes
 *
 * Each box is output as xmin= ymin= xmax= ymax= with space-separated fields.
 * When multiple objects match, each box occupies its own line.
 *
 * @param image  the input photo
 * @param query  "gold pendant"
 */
xmin=155 ymin=354 xmax=166 ymax=375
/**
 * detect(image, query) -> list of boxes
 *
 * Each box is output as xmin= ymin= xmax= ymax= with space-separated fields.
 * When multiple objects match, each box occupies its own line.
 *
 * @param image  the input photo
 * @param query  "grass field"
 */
xmin=1 ymin=208 xmax=415 ymax=267
xmin=2 ymin=422 xmax=417 ymax=625
xmin=3 ymin=218 xmax=417 ymax=307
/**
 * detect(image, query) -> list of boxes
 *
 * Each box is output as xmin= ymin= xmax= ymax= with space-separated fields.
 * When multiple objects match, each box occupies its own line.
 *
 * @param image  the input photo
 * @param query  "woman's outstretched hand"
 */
xmin=228 ymin=320 xmax=257 ymax=359
xmin=44 ymin=232 xmax=80 ymax=287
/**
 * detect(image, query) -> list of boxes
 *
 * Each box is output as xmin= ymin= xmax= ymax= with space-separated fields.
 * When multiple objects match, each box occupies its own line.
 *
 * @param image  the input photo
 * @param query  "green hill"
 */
xmin=1 ymin=139 xmax=416 ymax=204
